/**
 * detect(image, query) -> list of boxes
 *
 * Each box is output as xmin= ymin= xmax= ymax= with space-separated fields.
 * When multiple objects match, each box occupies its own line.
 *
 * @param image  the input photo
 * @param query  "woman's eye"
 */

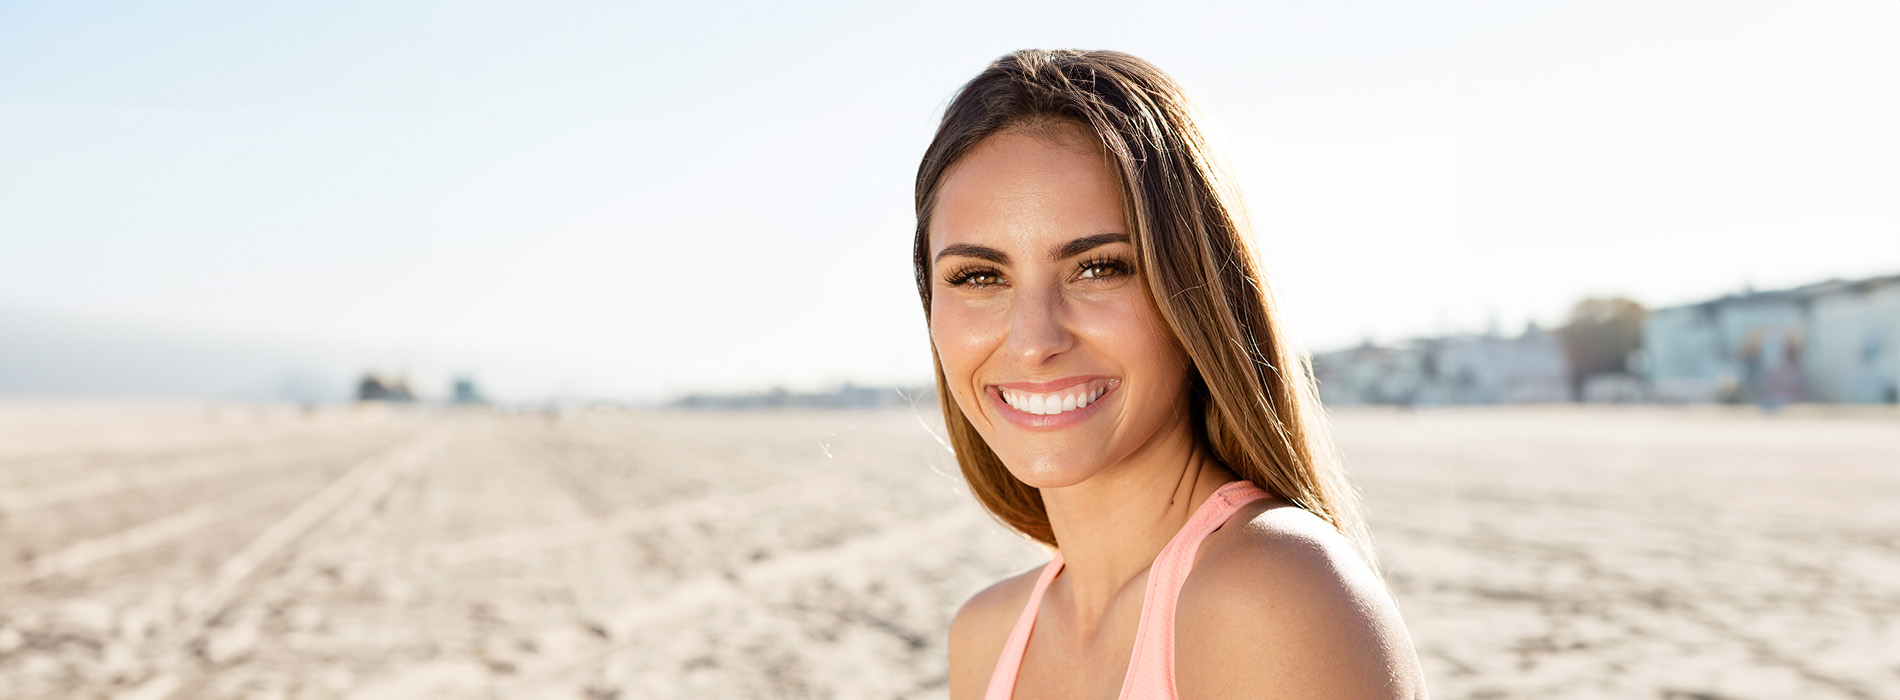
xmin=946 ymin=267 xmax=1003 ymax=287
xmin=1078 ymin=261 xmax=1127 ymax=280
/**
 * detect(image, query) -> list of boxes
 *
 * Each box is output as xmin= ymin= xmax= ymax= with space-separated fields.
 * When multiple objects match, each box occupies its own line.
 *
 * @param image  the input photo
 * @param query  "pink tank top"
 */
xmin=982 ymin=480 xmax=1270 ymax=700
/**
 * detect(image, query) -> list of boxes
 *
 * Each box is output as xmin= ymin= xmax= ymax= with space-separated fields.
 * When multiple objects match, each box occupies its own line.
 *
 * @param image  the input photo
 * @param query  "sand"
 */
xmin=0 ymin=401 xmax=1894 ymax=699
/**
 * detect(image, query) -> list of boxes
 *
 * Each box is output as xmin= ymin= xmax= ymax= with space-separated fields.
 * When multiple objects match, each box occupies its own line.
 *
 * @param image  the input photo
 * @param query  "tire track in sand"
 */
xmin=111 ymin=425 xmax=449 ymax=700
xmin=483 ymin=506 xmax=978 ymax=691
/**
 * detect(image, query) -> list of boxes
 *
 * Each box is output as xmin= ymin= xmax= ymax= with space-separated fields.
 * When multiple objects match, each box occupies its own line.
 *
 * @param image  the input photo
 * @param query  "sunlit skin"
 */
xmin=930 ymin=124 xmax=1243 ymax=697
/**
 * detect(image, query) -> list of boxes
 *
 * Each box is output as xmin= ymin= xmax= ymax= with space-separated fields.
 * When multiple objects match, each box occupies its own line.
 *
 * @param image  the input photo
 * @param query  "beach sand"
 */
xmin=0 ymin=401 xmax=1894 ymax=699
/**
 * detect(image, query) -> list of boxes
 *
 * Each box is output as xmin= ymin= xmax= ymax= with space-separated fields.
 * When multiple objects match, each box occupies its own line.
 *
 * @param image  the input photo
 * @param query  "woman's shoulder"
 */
xmin=1175 ymin=499 xmax=1428 ymax=699
xmin=947 ymin=561 xmax=1047 ymax=700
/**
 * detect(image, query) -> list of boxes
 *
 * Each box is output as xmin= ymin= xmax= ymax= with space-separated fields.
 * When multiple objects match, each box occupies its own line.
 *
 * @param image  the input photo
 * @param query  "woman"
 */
xmin=914 ymin=50 xmax=1428 ymax=699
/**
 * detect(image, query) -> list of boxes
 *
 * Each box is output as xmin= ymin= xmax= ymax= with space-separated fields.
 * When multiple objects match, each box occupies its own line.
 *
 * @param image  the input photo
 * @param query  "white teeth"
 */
xmin=1001 ymin=385 xmax=1110 ymax=416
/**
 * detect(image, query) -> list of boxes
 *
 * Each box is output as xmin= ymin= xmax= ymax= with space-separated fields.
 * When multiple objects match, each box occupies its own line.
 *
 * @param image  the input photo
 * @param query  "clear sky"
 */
xmin=3 ymin=0 xmax=1896 ymax=402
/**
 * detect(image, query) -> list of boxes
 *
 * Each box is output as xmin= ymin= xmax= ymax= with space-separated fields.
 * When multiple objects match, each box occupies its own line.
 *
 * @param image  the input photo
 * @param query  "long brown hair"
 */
xmin=913 ymin=49 xmax=1375 ymax=568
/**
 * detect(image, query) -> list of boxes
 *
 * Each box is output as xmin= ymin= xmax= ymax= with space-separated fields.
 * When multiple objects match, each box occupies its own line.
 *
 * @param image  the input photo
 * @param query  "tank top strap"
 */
xmin=982 ymin=552 xmax=1065 ymax=700
xmin=1118 ymin=479 xmax=1270 ymax=700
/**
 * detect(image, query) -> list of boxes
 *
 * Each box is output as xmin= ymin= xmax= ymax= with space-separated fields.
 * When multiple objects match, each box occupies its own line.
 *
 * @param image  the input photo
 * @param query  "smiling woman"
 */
xmin=914 ymin=50 xmax=1427 ymax=699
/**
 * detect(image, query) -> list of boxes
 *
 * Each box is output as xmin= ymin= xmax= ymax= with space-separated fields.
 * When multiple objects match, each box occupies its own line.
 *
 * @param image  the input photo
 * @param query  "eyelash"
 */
xmin=941 ymin=256 xmax=1134 ymax=287
xmin=1076 ymin=255 xmax=1131 ymax=280
xmin=943 ymin=265 xmax=1001 ymax=287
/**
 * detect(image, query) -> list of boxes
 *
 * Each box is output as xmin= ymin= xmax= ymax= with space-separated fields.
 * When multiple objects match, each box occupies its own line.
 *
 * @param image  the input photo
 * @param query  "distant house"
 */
xmin=1423 ymin=325 xmax=1572 ymax=404
xmin=1314 ymin=324 xmax=1570 ymax=406
xmin=1643 ymin=291 xmax=1802 ymax=403
xmin=1643 ymin=274 xmax=1900 ymax=404
xmin=451 ymin=376 xmax=488 ymax=404
xmin=1798 ymin=276 xmax=1900 ymax=403
xmin=1313 ymin=342 xmax=1428 ymax=406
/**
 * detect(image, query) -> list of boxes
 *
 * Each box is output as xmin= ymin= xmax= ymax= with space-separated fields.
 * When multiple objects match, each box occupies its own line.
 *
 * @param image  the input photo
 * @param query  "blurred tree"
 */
xmin=357 ymin=372 xmax=415 ymax=402
xmin=1556 ymin=297 xmax=1647 ymax=397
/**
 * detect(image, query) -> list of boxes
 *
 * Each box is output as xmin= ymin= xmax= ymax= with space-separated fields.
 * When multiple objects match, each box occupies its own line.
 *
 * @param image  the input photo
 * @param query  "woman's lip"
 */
xmin=988 ymin=375 xmax=1111 ymax=393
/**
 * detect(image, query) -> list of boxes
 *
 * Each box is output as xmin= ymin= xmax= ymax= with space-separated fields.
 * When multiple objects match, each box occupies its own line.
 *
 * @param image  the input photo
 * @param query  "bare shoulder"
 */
xmin=1176 ymin=500 xmax=1428 ymax=700
xmin=947 ymin=562 xmax=1046 ymax=700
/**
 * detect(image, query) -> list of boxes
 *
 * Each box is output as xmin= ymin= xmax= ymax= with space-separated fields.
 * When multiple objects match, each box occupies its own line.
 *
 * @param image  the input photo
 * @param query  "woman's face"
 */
xmin=928 ymin=125 xmax=1194 ymax=488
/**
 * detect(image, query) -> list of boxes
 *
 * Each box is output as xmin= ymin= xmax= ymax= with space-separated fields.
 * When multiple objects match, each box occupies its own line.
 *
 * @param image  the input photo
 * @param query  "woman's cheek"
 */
xmin=1068 ymin=290 xmax=1151 ymax=350
xmin=1075 ymin=289 xmax=1188 ymax=394
xmin=930 ymin=299 xmax=997 ymax=400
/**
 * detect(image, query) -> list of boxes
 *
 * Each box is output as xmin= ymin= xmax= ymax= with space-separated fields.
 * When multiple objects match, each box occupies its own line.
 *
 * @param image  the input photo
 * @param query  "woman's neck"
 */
xmin=1038 ymin=420 xmax=1236 ymax=633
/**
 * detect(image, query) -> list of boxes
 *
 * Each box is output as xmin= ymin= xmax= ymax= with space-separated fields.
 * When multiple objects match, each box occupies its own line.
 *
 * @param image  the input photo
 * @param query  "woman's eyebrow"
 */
xmin=934 ymin=233 xmax=1129 ymax=265
xmin=1054 ymin=233 xmax=1129 ymax=260
xmin=935 ymin=243 xmax=1009 ymax=264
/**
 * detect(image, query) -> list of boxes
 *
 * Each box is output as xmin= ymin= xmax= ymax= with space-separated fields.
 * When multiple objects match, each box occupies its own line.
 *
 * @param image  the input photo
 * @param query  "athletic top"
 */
xmin=982 ymin=480 xmax=1272 ymax=700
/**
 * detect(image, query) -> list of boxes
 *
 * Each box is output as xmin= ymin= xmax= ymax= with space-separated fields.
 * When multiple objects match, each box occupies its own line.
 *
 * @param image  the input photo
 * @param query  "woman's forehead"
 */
xmin=929 ymin=129 xmax=1128 ymax=257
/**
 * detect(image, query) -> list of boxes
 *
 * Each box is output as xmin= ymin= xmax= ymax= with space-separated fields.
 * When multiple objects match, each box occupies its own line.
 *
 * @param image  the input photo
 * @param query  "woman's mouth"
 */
xmin=998 ymin=383 xmax=1108 ymax=415
xmin=988 ymin=377 xmax=1118 ymax=429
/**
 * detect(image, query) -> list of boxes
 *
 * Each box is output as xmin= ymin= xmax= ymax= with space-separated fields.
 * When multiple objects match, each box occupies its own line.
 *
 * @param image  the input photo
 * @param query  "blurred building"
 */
xmin=1806 ymin=276 xmax=1900 ymax=403
xmin=1314 ymin=325 xmax=1570 ymax=406
xmin=1314 ymin=342 xmax=1428 ymax=406
xmin=1643 ymin=274 xmax=1900 ymax=404
xmin=451 ymin=375 xmax=488 ymax=404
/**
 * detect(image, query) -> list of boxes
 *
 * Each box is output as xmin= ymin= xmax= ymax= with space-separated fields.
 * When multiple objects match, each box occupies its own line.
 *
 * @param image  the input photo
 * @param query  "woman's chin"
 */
xmin=1000 ymin=453 xmax=1108 ymax=490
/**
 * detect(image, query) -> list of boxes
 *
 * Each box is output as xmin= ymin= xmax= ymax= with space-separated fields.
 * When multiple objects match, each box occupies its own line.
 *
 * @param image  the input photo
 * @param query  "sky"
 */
xmin=2 ymin=0 xmax=1897 ymax=402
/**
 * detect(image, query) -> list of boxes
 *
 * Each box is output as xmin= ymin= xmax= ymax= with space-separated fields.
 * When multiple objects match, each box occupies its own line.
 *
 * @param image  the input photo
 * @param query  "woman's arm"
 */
xmin=1176 ymin=506 xmax=1428 ymax=699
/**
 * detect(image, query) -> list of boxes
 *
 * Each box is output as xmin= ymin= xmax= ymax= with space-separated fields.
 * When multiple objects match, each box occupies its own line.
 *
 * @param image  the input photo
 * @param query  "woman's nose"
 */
xmin=1006 ymin=287 xmax=1074 ymax=366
